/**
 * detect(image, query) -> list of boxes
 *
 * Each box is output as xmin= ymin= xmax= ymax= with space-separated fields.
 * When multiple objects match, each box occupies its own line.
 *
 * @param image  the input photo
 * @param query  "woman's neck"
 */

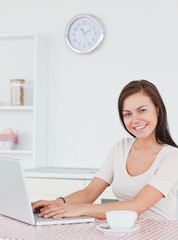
xmin=134 ymin=138 xmax=162 ymax=153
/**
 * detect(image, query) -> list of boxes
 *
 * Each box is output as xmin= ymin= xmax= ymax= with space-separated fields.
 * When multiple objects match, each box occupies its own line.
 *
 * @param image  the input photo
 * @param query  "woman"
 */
xmin=32 ymin=80 xmax=178 ymax=220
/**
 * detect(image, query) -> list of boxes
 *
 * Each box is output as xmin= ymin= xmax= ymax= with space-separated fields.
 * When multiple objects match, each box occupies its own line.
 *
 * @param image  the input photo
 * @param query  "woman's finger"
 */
xmin=39 ymin=204 xmax=65 ymax=217
xmin=32 ymin=200 xmax=49 ymax=210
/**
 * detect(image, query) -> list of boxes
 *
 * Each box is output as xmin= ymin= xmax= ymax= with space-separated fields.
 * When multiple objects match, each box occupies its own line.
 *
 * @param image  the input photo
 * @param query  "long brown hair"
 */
xmin=118 ymin=80 xmax=178 ymax=148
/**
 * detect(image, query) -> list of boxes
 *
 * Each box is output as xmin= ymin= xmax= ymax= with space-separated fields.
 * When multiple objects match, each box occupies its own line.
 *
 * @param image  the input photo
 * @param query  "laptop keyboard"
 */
xmin=33 ymin=212 xmax=59 ymax=222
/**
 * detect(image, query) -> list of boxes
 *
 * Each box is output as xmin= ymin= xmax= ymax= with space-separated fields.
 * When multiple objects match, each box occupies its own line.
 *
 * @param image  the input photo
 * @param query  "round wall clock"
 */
xmin=66 ymin=14 xmax=104 ymax=54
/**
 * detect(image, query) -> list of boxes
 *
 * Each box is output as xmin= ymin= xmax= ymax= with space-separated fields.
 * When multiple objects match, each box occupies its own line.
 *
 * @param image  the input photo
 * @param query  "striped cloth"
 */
xmin=0 ymin=215 xmax=178 ymax=240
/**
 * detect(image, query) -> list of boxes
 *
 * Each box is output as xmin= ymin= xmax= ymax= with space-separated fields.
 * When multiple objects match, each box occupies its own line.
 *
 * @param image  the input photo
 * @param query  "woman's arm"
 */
xmin=82 ymin=184 xmax=164 ymax=218
xmin=64 ymin=177 xmax=109 ymax=203
xmin=32 ymin=177 xmax=109 ymax=210
xmin=37 ymin=184 xmax=164 ymax=219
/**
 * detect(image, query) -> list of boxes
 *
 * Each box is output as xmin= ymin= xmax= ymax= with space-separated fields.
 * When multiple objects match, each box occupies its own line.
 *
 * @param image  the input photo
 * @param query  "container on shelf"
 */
xmin=10 ymin=79 xmax=25 ymax=106
xmin=0 ymin=128 xmax=18 ymax=150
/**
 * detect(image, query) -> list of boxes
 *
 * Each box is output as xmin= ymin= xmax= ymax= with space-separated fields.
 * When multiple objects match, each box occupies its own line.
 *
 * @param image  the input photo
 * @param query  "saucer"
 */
xmin=96 ymin=223 xmax=140 ymax=234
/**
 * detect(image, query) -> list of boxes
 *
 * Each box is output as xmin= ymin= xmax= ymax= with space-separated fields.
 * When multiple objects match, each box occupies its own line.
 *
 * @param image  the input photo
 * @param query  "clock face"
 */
xmin=66 ymin=15 xmax=104 ymax=53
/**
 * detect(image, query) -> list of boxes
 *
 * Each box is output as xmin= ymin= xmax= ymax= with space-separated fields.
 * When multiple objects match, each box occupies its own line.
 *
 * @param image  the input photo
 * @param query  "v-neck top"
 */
xmin=95 ymin=138 xmax=178 ymax=220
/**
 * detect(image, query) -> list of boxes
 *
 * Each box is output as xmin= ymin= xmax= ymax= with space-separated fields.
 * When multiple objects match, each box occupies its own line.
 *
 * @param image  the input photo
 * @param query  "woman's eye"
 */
xmin=123 ymin=113 xmax=131 ymax=117
xmin=139 ymin=109 xmax=146 ymax=113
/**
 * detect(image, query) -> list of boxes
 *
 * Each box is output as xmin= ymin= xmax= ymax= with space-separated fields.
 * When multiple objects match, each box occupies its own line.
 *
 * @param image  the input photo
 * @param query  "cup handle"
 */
xmin=134 ymin=212 xmax=138 ymax=220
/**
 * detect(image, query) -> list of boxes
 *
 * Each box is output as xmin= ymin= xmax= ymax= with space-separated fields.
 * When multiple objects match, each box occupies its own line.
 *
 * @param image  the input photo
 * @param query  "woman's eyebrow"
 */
xmin=137 ymin=105 xmax=149 ymax=110
xmin=123 ymin=105 xmax=149 ymax=112
xmin=122 ymin=109 xmax=130 ymax=112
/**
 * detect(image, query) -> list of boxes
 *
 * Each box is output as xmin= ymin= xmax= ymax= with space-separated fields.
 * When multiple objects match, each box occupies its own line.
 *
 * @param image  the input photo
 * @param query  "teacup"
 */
xmin=106 ymin=210 xmax=137 ymax=229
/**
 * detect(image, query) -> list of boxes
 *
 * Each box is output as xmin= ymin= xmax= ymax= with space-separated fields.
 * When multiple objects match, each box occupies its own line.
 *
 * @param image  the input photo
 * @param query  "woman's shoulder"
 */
xmin=162 ymin=144 xmax=178 ymax=158
xmin=116 ymin=137 xmax=135 ymax=146
xmin=162 ymin=144 xmax=178 ymax=157
xmin=156 ymin=144 xmax=178 ymax=169
xmin=110 ymin=137 xmax=135 ymax=152
xmin=105 ymin=138 xmax=135 ymax=161
xmin=155 ymin=145 xmax=178 ymax=175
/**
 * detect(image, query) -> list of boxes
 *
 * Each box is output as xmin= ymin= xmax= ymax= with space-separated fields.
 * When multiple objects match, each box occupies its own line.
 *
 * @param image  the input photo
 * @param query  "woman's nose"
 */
xmin=131 ymin=114 xmax=140 ymax=122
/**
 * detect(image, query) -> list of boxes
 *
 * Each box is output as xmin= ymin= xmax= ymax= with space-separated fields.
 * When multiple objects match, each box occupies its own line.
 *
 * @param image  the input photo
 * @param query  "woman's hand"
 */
xmin=32 ymin=199 xmax=85 ymax=219
xmin=38 ymin=202 xmax=85 ymax=219
xmin=32 ymin=199 xmax=63 ymax=213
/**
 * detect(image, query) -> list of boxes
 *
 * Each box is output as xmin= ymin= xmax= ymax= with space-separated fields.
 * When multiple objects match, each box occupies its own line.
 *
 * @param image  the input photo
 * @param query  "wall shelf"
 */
xmin=0 ymin=150 xmax=33 ymax=154
xmin=0 ymin=33 xmax=48 ymax=169
xmin=0 ymin=106 xmax=34 ymax=111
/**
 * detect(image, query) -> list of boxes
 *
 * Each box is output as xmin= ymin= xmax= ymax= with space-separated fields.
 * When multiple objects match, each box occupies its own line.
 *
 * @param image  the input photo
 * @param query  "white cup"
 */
xmin=106 ymin=210 xmax=137 ymax=229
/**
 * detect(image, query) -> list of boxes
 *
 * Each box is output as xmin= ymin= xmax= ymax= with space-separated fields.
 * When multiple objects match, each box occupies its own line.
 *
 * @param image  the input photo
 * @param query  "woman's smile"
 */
xmin=133 ymin=124 xmax=148 ymax=131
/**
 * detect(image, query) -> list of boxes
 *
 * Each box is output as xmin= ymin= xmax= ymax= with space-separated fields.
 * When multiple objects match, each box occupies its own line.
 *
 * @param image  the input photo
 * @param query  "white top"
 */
xmin=96 ymin=138 xmax=178 ymax=220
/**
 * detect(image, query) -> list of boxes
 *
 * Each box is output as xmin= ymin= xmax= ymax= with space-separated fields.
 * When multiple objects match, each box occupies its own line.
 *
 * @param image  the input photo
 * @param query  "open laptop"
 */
xmin=0 ymin=157 xmax=95 ymax=225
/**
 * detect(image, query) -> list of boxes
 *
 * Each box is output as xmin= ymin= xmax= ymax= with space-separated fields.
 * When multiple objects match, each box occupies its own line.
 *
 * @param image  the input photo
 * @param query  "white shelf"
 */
xmin=0 ymin=106 xmax=34 ymax=111
xmin=0 ymin=150 xmax=33 ymax=154
xmin=0 ymin=33 xmax=48 ymax=169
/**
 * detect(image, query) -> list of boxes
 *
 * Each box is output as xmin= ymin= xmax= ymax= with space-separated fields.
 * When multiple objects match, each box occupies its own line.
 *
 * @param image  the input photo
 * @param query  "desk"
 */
xmin=0 ymin=215 xmax=178 ymax=240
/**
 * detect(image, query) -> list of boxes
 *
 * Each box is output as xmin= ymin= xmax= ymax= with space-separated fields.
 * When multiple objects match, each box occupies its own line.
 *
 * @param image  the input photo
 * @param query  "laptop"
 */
xmin=0 ymin=157 xmax=95 ymax=225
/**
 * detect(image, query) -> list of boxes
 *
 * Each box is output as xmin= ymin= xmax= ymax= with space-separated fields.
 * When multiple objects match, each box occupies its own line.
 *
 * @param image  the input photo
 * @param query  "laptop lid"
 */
xmin=0 ymin=157 xmax=95 ymax=225
xmin=0 ymin=157 xmax=35 ymax=225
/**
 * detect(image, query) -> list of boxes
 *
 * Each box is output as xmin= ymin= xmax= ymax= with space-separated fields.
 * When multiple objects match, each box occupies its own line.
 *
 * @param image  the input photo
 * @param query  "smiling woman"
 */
xmin=118 ymin=80 xmax=177 ymax=147
xmin=32 ymin=80 xmax=178 ymax=221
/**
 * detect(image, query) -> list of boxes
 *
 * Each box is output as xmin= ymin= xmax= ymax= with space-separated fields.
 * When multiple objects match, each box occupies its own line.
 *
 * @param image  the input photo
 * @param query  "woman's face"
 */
xmin=122 ymin=92 xmax=159 ymax=141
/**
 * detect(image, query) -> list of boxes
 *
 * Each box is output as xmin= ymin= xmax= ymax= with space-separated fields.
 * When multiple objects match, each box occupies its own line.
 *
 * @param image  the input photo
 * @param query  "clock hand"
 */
xmin=80 ymin=28 xmax=88 ymax=41
xmin=84 ymin=29 xmax=91 ymax=35
xmin=81 ymin=28 xmax=85 ymax=35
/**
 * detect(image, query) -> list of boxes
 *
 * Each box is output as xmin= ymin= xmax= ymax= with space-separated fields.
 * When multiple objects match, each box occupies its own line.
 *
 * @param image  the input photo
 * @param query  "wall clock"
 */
xmin=66 ymin=14 xmax=104 ymax=54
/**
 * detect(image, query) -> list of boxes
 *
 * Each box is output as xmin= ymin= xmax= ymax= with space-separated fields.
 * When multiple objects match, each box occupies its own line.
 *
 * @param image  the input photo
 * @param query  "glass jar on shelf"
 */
xmin=10 ymin=79 xmax=25 ymax=106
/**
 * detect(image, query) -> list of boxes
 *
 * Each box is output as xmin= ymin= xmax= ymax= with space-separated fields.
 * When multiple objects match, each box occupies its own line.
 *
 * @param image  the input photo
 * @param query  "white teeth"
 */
xmin=134 ymin=125 xmax=146 ymax=130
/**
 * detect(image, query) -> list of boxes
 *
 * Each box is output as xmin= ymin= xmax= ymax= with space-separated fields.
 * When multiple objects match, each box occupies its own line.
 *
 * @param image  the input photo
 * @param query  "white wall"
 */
xmin=0 ymin=0 xmax=178 ymax=168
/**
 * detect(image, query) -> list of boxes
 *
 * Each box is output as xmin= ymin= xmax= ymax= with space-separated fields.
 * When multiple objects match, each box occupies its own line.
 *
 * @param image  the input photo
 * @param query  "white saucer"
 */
xmin=96 ymin=223 xmax=140 ymax=234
